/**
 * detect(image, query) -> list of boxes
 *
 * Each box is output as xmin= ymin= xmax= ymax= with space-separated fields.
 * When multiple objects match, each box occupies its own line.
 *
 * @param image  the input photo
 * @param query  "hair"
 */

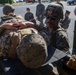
xmin=26 ymin=8 xmax=30 ymax=11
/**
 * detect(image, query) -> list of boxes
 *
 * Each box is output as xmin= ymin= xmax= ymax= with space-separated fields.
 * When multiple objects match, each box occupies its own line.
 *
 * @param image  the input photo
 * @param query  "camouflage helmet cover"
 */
xmin=17 ymin=34 xmax=48 ymax=68
xmin=3 ymin=4 xmax=15 ymax=15
xmin=45 ymin=3 xmax=63 ymax=19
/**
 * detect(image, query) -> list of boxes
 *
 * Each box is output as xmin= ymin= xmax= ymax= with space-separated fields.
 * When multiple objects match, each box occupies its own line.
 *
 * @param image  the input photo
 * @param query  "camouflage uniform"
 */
xmin=0 ymin=4 xmax=25 ymax=58
xmin=44 ymin=4 xmax=70 ymax=52
xmin=36 ymin=1 xmax=45 ymax=26
xmin=40 ymin=4 xmax=72 ymax=74
xmin=0 ymin=6 xmax=26 ymax=58
xmin=41 ymin=3 xmax=76 ymax=72
xmin=24 ymin=8 xmax=36 ymax=24
xmin=60 ymin=10 xmax=71 ymax=29
xmin=2 ymin=4 xmax=15 ymax=15
xmin=39 ymin=26 xmax=70 ymax=52
xmin=0 ymin=30 xmax=19 ymax=58
xmin=39 ymin=4 xmax=70 ymax=52
xmin=50 ymin=25 xmax=70 ymax=53
xmin=39 ymin=29 xmax=51 ymax=46
xmin=0 ymin=4 xmax=48 ymax=69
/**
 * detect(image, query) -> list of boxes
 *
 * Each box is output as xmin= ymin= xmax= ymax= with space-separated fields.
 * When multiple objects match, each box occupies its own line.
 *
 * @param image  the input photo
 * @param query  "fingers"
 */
xmin=10 ymin=32 xmax=19 ymax=46
xmin=2 ymin=23 xmax=18 ymax=30
xmin=10 ymin=26 xmax=18 ymax=30
xmin=2 ymin=23 xmax=13 ymax=26
xmin=19 ymin=25 xmax=27 ymax=29
xmin=66 ymin=55 xmax=76 ymax=70
xmin=13 ymin=22 xmax=20 ymax=26
xmin=25 ymin=22 xmax=35 ymax=27
xmin=18 ymin=22 xmax=35 ymax=29
xmin=2 ymin=21 xmax=35 ymax=30
xmin=25 ymin=21 xmax=34 ymax=25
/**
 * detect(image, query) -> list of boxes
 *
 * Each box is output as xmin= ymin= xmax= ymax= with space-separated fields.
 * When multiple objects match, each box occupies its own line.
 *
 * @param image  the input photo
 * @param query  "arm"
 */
xmin=8 ymin=32 xmax=20 ymax=58
xmin=60 ymin=19 xmax=71 ymax=29
xmin=61 ymin=19 xmax=70 ymax=26
xmin=56 ymin=30 xmax=70 ymax=53
xmin=0 ymin=22 xmax=19 ymax=37
xmin=0 ymin=25 xmax=5 ymax=36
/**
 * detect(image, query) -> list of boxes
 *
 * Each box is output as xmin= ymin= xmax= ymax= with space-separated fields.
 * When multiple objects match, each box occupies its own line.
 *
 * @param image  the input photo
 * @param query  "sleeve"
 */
xmin=41 ymin=5 xmax=45 ymax=15
xmin=0 ymin=26 xmax=5 ymax=36
xmin=56 ymin=31 xmax=70 ymax=53
xmin=30 ymin=13 xmax=34 ymax=19
xmin=36 ymin=6 xmax=38 ymax=17
xmin=24 ymin=13 xmax=28 ymax=20
xmin=62 ymin=19 xmax=70 ymax=26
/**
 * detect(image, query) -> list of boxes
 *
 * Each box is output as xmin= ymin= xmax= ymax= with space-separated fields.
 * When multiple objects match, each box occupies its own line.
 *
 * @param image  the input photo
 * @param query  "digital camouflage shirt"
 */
xmin=39 ymin=25 xmax=70 ymax=53
xmin=50 ymin=25 xmax=70 ymax=53
xmin=0 ymin=14 xmax=25 ymax=58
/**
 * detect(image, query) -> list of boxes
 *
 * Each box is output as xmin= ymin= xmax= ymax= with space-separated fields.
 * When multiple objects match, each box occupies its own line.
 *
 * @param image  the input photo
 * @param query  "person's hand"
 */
xmin=8 ymin=32 xmax=20 ymax=58
xmin=2 ymin=23 xmax=18 ymax=30
xmin=66 ymin=55 xmax=76 ymax=70
xmin=18 ymin=21 xmax=35 ymax=29
xmin=1 ymin=21 xmax=35 ymax=30
xmin=9 ymin=32 xmax=20 ymax=46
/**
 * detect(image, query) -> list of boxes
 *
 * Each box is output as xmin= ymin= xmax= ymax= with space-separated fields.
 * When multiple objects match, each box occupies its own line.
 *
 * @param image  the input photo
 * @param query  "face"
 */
xmin=45 ymin=10 xmax=59 ymax=29
xmin=65 ymin=13 xmax=69 ymax=17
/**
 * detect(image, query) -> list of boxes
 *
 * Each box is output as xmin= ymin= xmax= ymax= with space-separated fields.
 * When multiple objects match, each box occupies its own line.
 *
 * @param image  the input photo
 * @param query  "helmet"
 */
xmin=26 ymin=8 xmax=30 ymax=11
xmin=3 ymin=4 xmax=15 ymax=15
xmin=45 ymin=3 xmax=63 ymax=19
xmin=17 ymin=34 xmax=48 ymax=68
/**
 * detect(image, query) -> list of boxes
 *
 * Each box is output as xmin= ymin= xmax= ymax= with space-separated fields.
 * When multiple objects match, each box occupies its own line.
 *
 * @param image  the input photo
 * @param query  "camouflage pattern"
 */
xmin=0 ymin=4 xmax=48 ymax=69
xmin=0 ymin=27 xmax=48 ymax=68
xmin=45 ymin=3 xmax=70 ymax=52
xmin=39 ymin=25 xmax=70 ymax=53
xmin=18 ymin=28 xmax=38 ymax=37
xmin=0 ymin=30 xmax=19 ymax=58
xmin=1 ymin=14 xmax=24 ymax=24
xmin=3 ymin=4 xmax=15 ymax=15
xmin=39 ymin=29 xmax=51 ymax=46
xmin=50 ymin=25 xmax=70 ymax=53
xmin=0 ymin=27 xmax=5 ymax=36
xmin=0 ymin=33 xmax=12 ymax=58
xmin=0 ymin=4 xmax=25 ymax=58
xmin=60 ymin=10 xmax=71 ymax=29
xmin=45 ymin=3 xmax=63 ymax=19
xmin=17 ymin=33 xmax=48 ymax=68
xmin=0 ymin=28 xmax=39 ymax=58
xmin=24 ymin=8 xmax=36 ymax=24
